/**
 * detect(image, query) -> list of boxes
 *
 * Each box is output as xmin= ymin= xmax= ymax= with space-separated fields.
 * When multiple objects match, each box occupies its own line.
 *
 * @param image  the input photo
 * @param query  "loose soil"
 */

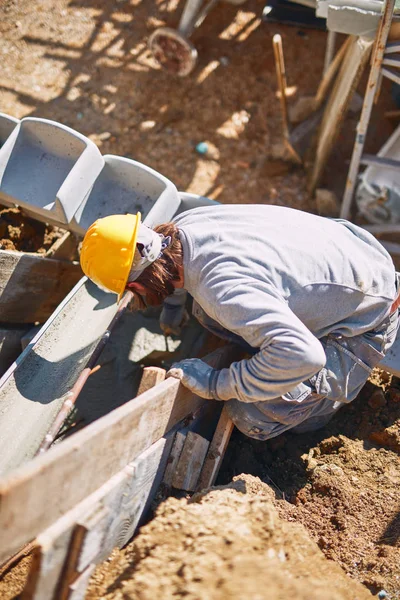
xmin=1 ymin=0 xmax=400 ymax=599
xmin=0 ymin=207 xmax=63 ymax=253
xmin=86 ymin=475 xmax=372 ymax=600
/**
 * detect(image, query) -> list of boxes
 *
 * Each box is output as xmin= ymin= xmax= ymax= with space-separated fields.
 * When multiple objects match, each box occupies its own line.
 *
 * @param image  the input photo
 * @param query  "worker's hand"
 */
xmin=167 ymin=358 xmax=218 ymax=399
xmin=160 ymin=303 xmax=189 ymax=336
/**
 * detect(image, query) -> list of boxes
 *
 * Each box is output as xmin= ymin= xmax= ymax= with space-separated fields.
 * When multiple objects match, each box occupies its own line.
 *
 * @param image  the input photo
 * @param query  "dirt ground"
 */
xmin=1 ymin=0 xmax=400 ymax=599
xmin=0 ymin=206 xmax=62 ymax=252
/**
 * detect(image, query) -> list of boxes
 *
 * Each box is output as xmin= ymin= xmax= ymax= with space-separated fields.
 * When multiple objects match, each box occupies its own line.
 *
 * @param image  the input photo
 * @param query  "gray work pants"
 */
xmin=192 ymin=300 xmax=399 ymax=440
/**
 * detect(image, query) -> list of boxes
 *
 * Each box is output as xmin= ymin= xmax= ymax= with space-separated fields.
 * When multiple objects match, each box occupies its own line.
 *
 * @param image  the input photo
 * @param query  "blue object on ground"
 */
xmin=195 ymin=142 xmax=208 ymax=155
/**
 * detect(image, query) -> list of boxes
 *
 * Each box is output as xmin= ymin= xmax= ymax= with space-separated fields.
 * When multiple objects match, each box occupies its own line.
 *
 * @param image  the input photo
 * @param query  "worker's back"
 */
xmin=174 ymin=204 xmax=396 ymax=339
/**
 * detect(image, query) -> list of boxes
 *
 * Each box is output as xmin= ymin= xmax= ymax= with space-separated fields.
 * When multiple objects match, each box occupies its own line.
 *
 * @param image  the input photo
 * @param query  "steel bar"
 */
xmin=36 ymin=291 xmax=134 ymax=455
xmin=340 ymin=0 xmax=396 ymax=220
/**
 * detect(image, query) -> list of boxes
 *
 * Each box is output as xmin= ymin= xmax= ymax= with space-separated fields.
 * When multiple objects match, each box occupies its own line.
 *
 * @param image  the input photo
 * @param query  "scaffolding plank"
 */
xmin=0 ymin=344 xmax=242 ymax=564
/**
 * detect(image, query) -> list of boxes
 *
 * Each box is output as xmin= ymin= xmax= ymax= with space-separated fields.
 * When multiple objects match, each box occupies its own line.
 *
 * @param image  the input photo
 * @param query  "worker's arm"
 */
xmin=168 ymin=282 xmax=326 ymax=402
xmin=160 ymin=288 xmax=189 ymax=336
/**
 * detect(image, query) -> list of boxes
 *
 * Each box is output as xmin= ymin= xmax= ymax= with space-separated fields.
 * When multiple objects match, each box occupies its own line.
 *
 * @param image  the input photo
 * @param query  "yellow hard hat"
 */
xmin=80 ymin=213 xmax=141 ymax=301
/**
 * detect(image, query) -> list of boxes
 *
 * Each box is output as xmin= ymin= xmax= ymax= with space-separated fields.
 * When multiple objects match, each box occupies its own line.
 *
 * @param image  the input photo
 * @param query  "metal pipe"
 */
xmin=340 ymin=0 xmax=395 ymax=220
xmin=36 ymin=290 xmax=134 ymax=455
xmin=178 ymin=0 xmax=205 ymax=36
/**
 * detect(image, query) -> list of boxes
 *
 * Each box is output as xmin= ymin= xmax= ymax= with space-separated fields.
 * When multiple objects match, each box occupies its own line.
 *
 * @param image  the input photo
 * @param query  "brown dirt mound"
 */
xmin=86 ymin=475 xmax=371 ymax=600
xmin=0 ymin=207 xmax=62 ymax=253
xmin=220 ymin=381 xmax=400 ymax=597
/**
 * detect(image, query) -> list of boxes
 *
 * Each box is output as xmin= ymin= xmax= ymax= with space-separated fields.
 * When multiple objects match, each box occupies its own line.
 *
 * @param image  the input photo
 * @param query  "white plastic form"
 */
xmin=70 ymin=154 xmax=180 ymax=235
xmin=0 ymin=117 xmax=104 ymax=225
xmin=0 ymin=113 xmax=19 ymax=148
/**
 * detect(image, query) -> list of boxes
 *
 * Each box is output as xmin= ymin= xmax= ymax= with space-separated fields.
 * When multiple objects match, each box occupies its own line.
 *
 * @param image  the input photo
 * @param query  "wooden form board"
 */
xmin=0 ymin=345 xmax=242 ymax=563
xmin=308 ymin=36 xmax=374 ymax=195
xmin=197 ymin=405 xmax=234 ymax=491
xmin=172 ymin=432 xmax=210 ymax=492
xmin=21 ymin=435 xmax=173 ymax=600
xmin=0 ymin=249 xmax=82 ymax=323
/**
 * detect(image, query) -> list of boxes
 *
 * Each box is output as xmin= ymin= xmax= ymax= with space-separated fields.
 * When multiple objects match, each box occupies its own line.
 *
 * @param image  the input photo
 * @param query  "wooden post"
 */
xmin=137 ymin=366 xmax=166 ymax=396
xmin=172 ymin=432 xmax=210 ymax=492
xmin=197 ymin=405 xmax=234 ymax=491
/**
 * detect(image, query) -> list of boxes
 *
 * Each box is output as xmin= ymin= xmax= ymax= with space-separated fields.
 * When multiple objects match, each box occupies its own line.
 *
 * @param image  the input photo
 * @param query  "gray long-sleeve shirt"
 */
xmin=173 ymin=205 xmax=396 ymax=403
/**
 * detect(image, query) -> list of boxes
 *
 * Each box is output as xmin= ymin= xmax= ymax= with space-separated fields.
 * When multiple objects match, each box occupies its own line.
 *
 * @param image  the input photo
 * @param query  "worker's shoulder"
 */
xmin=172 ymin=203 xmax=296 ymax=227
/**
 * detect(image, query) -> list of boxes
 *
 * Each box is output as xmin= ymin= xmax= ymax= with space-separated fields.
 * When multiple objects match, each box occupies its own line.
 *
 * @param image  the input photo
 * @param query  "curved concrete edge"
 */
xmin=0 ymin=193 xmax=220 ymax=476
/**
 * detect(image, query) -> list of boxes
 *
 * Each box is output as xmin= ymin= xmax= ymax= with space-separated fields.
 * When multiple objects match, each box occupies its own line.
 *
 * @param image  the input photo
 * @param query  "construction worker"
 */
xmin=80 ymin=205 xmax=400 ymax=440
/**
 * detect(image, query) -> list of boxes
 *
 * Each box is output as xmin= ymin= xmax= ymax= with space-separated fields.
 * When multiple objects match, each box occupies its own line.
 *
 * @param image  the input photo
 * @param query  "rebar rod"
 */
xmin=340 ymin=0 xmax=395 ymax=220
xmin=36 ymin=290 xmax=134 ymax=455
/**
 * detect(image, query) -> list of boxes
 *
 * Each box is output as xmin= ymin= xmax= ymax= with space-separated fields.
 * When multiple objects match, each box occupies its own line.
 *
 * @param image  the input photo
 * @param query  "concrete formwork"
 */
xmin=0 ymin=192 xmax=219 ymax=478
xmin=0 ymin=117 xmax=104 ymax=226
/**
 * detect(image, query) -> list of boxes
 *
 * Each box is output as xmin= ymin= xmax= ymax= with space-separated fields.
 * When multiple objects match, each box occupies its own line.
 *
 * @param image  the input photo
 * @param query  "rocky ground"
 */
xmin=1 ymin=0 xmax=400 ymax=599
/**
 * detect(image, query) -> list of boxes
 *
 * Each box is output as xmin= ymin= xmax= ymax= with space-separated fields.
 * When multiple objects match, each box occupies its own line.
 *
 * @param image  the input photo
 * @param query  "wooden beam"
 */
xmin=163 ymin=431 xmax=186 ymax=487
xmin=315 ymin=36 xmax=352 ymax=111
xmin=137 ymin=366 xmax=166 ymax=396
xmin=197 ymin=405 xmax=234 ymax=491
xmin=308 ymin=36 xmax=373 ymax=195
xmin=65 ymin=564 xmax=95 ymax=600
xmin=0 ymin=249 xmax=82 ymax=323
xmin=21 ymin=435 xmax=173 ymax=600
xmin=0 ymin=345 xmax=242 ymax=563
xmin=172 ymin=432 xmax=210 ymax=492
xmin=45 ymin=231 xmax=77 ymax=262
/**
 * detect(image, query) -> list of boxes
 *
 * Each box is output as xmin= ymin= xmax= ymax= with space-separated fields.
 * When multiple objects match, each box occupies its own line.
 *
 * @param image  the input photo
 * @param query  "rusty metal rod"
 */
xmin=36 ymin=290 xmax=134 ymax=455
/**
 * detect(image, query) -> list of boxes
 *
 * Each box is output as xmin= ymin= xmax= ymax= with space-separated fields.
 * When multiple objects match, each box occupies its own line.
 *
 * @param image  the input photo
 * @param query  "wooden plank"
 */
xmin=0 ymin=345 xmax=241 ymax=563
xmin=315 ymin=35 xmax=352 ymax=110
xmin=137 ymin=366 xmax=166 ymax=396
xmin=163 ymin=431 xmax=187 ymax=487
xmin=308 ymin=36 xmax=373 ymax=195
xmin=66 ymin=564 xmax=95 ymax=600
xmin=172 ymin=432 xmax=210 ymax=492
xmin=58 ymin=507 xmax=109 ymax=600
xmin=21 ymin=435 xmax=173 ymax=600
xmin=197 ymin=405 xmax=234 ymax=491
xmin=20 ymin=527 xmax=73 ymax=600
xmin=45 ymin=231 xmax=77 ymax=262
xmin=0 ymin=249 xmax=82 ymax=323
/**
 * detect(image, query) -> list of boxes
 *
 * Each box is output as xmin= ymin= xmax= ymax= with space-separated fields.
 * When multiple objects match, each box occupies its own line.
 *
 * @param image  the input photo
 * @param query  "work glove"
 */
xmin=160 ymin=289 xmax=189 ymax=336
xmin=167 ymin=358 xmax=219 ymax=399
